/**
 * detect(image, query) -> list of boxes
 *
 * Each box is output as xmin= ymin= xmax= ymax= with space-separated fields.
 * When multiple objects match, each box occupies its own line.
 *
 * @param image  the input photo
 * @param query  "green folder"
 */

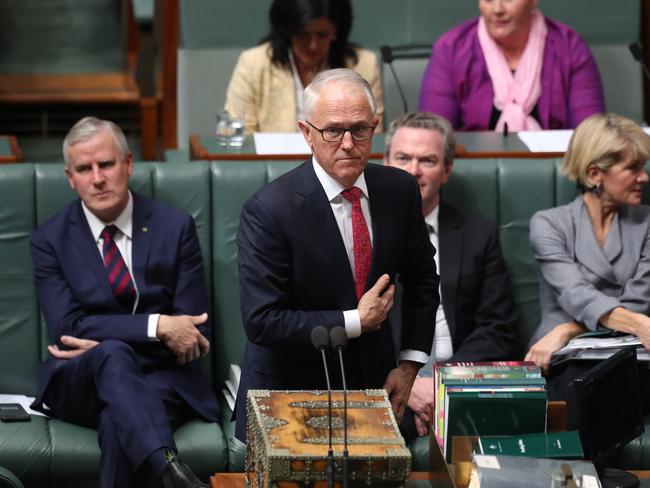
xmin=476 ymin=430 xmax=584 ymax=459
xmin=443 ymin=390 xmax=547 ymax=461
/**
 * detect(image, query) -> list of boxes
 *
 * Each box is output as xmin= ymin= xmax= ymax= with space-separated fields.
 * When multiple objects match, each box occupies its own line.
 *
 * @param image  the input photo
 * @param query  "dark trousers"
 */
xmin=43 ymin=340 xmax=193 ymax=488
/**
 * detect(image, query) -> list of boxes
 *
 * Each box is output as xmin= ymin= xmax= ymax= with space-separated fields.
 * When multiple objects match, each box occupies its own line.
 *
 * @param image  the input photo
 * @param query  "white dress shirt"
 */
xmin=418 ymin=207 xmax=453 ymax=377
xmin=312 ymin=159 xmax=427 ymax=364
xmin=81 ymin=191 xmax=159 ymax=339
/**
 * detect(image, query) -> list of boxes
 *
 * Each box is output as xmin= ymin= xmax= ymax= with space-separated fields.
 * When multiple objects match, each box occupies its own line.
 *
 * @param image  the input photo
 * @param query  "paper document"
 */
xmin=0 ymin=394 xmax=47 ymax=417
xmin=517 ymin=130 xmax=573 ymax=152
xmin=555 ymin=333 xmax=641 ymax=354
xmin=551 ymin=333 xmax=649 ymax=364
xmin=253 ymin=132 xmax=310 ymax=155
xmin=222 ymin=389 xmax=235 ymax=411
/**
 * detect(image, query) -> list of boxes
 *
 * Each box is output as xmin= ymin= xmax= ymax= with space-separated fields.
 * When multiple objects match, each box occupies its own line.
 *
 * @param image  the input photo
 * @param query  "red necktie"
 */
xmin=341 ymin=187 xmax=372 ymax=300
xmin=101 ymin=225 xmax=136 ymax=311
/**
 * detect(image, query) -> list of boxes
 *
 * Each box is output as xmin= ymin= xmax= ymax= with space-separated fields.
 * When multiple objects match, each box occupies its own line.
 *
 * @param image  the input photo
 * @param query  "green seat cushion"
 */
xmin=0 ymin=416 xmax=50 ymax=487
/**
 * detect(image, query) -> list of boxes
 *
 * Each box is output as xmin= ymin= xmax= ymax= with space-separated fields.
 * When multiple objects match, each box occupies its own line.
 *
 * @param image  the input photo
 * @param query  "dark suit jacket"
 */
xmin=391 ymin=204 xmax=517 ymax=362
xmin=235 ymin=161 xmax=438 ymax=439
xmin=30 ymin=192 xmax=219 ymax=422
xmin=438 ymin=204 xmax=517 ymax=360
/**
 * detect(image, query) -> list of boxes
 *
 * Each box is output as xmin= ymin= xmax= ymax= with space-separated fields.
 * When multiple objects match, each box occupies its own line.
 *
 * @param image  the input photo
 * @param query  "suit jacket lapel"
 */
xmin=365 ymin=165 xmax=395 ymax=290
xmin=296 ymin=162 xmax=357 ymax=299
xmin=438 ymin=204 xmax=462 ymax=334
xmin=131 ymin=192 xmax=153 ymax=299
xmin=573 ymin=198 xmax=619 ymax=284
xmin=68 ymin=200 xmax=114 ymax=299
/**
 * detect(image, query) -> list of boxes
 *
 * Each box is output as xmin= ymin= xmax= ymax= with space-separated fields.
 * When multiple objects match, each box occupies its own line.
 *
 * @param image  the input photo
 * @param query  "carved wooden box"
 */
xmin=245 ymin=389 xmax=411 ymax=487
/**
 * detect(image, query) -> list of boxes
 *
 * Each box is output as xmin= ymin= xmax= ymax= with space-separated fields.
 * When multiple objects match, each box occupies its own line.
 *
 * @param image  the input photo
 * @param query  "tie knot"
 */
xmin=426 ymin=223 xmax=436 ymax=235
xmin=101 ymin=225 xmax=119 ymax=240
xmin=341 ymin=187 xmax=361 ymax=203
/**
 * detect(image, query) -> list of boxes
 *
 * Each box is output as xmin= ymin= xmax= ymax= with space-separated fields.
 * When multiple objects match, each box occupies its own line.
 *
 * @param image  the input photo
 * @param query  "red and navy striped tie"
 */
xmin=101 ymin=225 xmax=136 ymax=311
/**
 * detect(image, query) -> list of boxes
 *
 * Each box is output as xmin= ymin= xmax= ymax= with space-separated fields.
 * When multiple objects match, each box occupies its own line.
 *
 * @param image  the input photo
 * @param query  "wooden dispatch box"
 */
xmin=245 ymin=389 xmax=411 ymax=487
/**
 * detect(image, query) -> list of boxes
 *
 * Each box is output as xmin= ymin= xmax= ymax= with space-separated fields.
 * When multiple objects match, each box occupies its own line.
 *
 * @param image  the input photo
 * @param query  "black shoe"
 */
xmin=161 ymin=458 xmax=209 ymax=488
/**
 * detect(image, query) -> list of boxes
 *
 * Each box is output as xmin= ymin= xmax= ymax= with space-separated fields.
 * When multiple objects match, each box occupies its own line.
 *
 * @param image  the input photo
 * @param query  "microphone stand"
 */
xmin=319 ymin=346 xmax=335 ymax=488
xmin=330 ymin=326 xmax=350 ymax=488
xmin=336 ymin=346 xmax=349 ymax=488
xmin=629 ymin=42 xmax=650 ymax=83
xmin=311 ymin=326 xmax=335 ymax=488
xmin=380 ymin=45 xmax=409 ymax=114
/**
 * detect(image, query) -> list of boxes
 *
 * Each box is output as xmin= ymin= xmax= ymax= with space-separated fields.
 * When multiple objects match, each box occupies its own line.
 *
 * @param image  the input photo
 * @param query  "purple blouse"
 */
xmin=419 ymin=17 xmax=605 ymax=130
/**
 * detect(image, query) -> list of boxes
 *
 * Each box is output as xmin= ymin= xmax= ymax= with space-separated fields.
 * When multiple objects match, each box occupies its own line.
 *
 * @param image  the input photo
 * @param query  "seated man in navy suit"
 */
xmin=235 ymin=69 xmax=439 ymax=441
xmin=29 ymin=117 xmax=219 ymax=488
xmin=384 ymin=112 xmax=518 ymax=437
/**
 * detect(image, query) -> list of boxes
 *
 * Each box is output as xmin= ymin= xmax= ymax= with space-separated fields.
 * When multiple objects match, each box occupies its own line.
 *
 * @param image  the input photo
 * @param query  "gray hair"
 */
xmin=385 ymin=112 xmax=456 ymax=165
xmin=303 ymin=68 xmax=377 ymax=120
xmin=63 ymin=116 xmax=129 ymax=166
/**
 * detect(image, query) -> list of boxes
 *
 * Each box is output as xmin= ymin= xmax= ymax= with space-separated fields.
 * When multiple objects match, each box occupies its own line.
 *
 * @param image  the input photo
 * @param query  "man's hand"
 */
xmin=525 ymin=321 xmax=586 ymax=374
xmin=383 ymin=360 xmax=420 ymax=424
xmin=48 ymin=335 xmax=99 ymax=360
xmin=358 ymin=274 xmax=395 ymax=334
xmin=407 ymin=376 xmax=434 ymax=436
xmin=157 ymin=313 xmax=210 ymax=365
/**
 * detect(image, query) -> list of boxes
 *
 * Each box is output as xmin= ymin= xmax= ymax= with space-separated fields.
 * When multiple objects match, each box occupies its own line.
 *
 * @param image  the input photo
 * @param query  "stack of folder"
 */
xmin=433 ymin=361 xmax=547 ymax=461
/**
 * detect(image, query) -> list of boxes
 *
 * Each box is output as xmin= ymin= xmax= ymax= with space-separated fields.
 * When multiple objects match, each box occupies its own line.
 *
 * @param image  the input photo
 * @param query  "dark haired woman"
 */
xmin=225 ymin=0 xmax=383 ymax=133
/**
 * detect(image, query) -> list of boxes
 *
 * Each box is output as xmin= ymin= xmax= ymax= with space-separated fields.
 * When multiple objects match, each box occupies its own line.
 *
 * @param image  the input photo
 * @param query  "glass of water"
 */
xmin=216 ymin=110 xmax=245 ymax=147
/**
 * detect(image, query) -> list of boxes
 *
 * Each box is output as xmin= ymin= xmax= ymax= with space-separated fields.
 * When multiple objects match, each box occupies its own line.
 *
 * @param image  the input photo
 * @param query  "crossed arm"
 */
xmin=31 ymin=216 xmax=211 ymax=364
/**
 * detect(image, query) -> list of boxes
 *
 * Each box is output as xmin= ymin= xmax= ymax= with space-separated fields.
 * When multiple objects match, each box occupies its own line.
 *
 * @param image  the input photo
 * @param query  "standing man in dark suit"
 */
xmin=385 ymin=112 xmax=518 ymax=436
xmin=30 ymin=117 xmax=219 ymax=488
xmin=236 ymin=69 xmax=439 ymax=441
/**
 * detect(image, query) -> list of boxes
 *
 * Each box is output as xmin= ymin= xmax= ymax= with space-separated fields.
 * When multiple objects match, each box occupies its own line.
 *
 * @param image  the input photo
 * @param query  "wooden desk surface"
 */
xmin=210 ymin=471 xmax=431 ymax=488
xmin=189 ymin=134 xmax=385 ymax=161
xmin=0 ymin=135 xmax=23 ymax=163
xmin=189 ymin=131 xmax=565 ymax=162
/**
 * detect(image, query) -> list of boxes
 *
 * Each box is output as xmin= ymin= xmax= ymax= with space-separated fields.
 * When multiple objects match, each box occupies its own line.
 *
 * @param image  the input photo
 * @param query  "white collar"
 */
xmin=311 ymin=157 xmax=369 ymax=202
xmin=82 ymin=191 xmax=134 ymax=242
xmin=424 ymin=205 xmax=439 ymax=234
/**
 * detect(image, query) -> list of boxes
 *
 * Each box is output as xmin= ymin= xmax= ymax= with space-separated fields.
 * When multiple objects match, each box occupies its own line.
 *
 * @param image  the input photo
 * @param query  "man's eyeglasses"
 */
xmin=305 ymin=121 xmax=376 ymax=142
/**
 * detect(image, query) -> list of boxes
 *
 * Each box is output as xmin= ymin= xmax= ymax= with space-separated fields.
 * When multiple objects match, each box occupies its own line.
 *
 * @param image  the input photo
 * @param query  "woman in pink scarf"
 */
xmin=419 ymin=0 xmax=605 ymax=132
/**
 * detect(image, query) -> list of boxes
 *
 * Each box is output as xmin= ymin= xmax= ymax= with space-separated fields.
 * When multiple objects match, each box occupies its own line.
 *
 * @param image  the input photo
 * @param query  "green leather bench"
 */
xmin=1 ymin=158 xmax=650 ymax=486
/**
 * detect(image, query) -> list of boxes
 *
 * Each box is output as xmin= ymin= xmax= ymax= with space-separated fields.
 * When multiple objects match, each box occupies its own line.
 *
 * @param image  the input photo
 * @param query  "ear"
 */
xmin=298 ymin=120 xmax=315 ymax=149
xmin=586 ymin=163 xmax=602 ymax=187
xmin=124 ymin=152 xmax=134 ymax=176
xmin=64 ymin=166 xmax=76 ymax=191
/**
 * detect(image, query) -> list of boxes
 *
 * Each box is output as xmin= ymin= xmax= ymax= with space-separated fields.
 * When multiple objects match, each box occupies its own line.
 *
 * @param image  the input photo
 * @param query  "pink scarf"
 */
xmin=478 ymin=9 xmax=547 ymax=132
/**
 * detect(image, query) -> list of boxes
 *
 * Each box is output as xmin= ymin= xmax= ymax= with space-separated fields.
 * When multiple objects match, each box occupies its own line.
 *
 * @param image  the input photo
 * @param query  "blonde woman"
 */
xmin=526 ymin=114 xmax=650 ymax=389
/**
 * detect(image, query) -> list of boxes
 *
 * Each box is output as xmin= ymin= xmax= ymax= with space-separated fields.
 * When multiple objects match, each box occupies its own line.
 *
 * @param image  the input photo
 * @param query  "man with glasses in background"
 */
xmin=234 ymin=68 xmax=438 ymax=441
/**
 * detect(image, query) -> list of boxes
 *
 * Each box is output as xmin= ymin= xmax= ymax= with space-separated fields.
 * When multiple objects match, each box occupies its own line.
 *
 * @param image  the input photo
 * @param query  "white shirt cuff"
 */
xmin=147 ymin=314 xmax=160 ymax=341
xmin=343 ymin=309 xmax=361 ymax=338
xmin=399 ymin=349 xmax=429 ymax=365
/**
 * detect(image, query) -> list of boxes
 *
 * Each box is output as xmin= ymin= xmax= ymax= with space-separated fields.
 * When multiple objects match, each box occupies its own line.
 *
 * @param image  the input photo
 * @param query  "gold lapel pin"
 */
xmin=142 ymin=227 xmax=149 ymax=233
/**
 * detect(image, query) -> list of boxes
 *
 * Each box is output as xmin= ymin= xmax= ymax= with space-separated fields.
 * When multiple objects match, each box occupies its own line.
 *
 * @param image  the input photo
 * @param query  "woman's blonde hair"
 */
xmin=562 ymin=113 xmax=650 ymax=190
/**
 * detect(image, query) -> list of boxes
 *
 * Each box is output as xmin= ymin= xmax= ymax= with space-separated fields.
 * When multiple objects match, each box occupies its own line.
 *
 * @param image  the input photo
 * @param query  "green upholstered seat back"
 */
xmin=0 ymin=165 xmax=40 ymax=395
xmin=210 ymin=160 xmax=301 ymax=387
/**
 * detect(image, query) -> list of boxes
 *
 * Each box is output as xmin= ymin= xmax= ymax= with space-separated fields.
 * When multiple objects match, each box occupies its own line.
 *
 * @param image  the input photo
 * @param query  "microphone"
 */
xmin=629 ymin=42 xmax=650 ymax=83
xmin=380 ymin=45 xmax=409 ymax=114
xmin=311 ymin=326 xmax=335 ymax=488
xmin=330 ymin=326 xmax=349 ymax=488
